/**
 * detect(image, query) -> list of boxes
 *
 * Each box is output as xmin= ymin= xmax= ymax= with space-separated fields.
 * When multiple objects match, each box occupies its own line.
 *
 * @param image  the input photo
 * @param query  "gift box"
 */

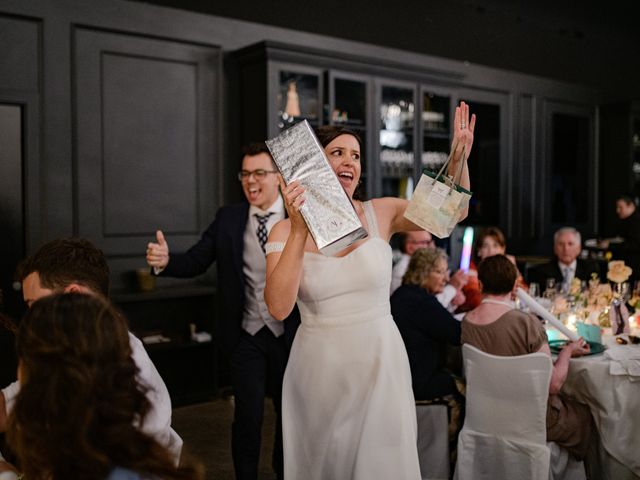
xmin=266 ymin=121 xmax=367 ymax=256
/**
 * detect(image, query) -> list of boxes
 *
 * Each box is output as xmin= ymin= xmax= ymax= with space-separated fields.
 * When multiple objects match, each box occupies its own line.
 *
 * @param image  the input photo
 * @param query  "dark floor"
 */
xmin=172 ymin=397 xmax=278 ymax=480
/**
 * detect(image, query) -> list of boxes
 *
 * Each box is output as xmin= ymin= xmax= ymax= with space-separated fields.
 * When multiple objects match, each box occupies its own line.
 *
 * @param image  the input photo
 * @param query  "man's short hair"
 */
xmin=242 ymin=142 xmax=272 ymax=159
xmin=17 ymin=238 xmax=110 ymax=296
xmin=616 ymin=195 xmax=635 ymax=206
xmin=477 ymin=255 xmax=518 ymax=295
xmin=553 ymin=227 xmax=581 ymax=245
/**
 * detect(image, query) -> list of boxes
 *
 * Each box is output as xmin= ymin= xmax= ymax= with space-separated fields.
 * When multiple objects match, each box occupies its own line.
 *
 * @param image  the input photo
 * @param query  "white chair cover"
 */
xmin=454 ymin=344 xmax=552 ymax=480
xmin=416 ymin=403 xmax=449 ymax=480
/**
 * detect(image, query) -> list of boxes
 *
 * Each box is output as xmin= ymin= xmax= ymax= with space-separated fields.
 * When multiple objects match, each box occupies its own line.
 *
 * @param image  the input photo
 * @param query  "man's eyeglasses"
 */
xmin=237 ymin=169 xmax=278 ymax=181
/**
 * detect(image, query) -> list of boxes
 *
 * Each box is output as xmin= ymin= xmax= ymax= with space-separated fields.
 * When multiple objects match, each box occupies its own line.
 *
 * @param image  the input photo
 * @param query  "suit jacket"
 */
xmin=528 ymin=258 xmax=602 ymax=287
xmin=160 ymin=201 xmax=299 ymax=355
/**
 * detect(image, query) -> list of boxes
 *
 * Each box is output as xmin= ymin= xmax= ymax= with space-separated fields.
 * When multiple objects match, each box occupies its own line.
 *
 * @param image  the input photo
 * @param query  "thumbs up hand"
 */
xmin=146 ymin=230 xmax=170 ymax=268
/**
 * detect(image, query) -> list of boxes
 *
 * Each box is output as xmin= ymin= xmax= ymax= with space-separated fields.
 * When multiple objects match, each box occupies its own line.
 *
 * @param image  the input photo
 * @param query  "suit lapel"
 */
xmin=230 ymin=202 xmax=250 ymax=277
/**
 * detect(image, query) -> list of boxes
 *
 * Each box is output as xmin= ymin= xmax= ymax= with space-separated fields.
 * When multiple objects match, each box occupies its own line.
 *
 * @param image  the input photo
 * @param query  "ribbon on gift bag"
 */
xmin=403 ymin=141 xmax=472 ymax=238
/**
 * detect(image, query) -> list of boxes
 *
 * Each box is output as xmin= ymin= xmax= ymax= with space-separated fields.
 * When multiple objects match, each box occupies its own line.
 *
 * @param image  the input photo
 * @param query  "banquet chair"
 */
xmin=415 ymin=403 xmax=449 ymax=480
xmin=454 ymin=344 xmax=552 ymax=480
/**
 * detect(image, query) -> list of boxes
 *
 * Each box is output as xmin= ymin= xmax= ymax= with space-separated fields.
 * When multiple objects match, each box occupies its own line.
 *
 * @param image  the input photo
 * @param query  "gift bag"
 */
xmin=403 ymin=146 xmax=472 ymax=238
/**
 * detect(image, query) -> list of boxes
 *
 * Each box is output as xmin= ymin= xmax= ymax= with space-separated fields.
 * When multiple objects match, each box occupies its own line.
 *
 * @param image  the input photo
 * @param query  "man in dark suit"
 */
xmin=528 ymin=227 xmax=601 ymax=291
xmin=601 ymin=195 xmax=640 ymax=281
xmin=146 ymin=143 xmax=294 ymax=480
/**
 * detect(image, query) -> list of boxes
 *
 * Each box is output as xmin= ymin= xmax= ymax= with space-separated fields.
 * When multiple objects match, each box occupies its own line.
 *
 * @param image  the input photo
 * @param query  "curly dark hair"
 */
xmin=7 ymin=293 xmax=202 ymax=480
xmin=17 ymin=238 xmax=110 ymax=297
xmin=315 ymin=125 xmax=365 ymax=200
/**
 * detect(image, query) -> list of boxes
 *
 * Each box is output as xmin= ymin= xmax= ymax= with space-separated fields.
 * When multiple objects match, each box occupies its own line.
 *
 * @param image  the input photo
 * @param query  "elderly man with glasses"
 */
xmin=146 ymin=142 xmax=297 ymax=480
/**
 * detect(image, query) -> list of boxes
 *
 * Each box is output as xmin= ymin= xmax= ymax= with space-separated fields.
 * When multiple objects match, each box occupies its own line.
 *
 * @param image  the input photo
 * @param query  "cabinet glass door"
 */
xmin=550 ymin=113 xmax=591 ymax=225
xmin=459 ymin=99 xmax=502 ymax=226
xmin=632 ymin=118 xmax=640 ymax=201
xmin=421 ymin=91 xmax=451 ymax=173
xmin=332 ymin=76 xmax=368 ymax=197
xmin=276 ymin=71 xmax=321 ymax=131
xmin=380 ymin=85 xmax=415 ymax=198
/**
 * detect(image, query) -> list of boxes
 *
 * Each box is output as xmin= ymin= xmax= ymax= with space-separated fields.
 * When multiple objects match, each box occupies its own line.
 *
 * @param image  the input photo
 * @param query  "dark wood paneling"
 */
xmin=541 ymin=100 xmax=596 ymax=250
xmin=0 ymin=15 xmax=39 ymax=92
xmin=516 ymin=94 xmax=536 ymax=241
xmin=74 ymin=27 xmax=221 ymax=260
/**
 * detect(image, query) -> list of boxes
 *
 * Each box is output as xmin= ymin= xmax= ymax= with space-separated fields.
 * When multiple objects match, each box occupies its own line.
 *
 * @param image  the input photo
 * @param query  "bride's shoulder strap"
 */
xmin=362 ymin=200 xmax=380 ymax=238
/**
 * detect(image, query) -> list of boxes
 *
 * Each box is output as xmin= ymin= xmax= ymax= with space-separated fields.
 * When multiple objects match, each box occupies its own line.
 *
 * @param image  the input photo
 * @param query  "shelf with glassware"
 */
xmin=379 ymin=82 xmax=417 ymax=198
xmin=420 ymin=89 xmax=452 ymax=179
xmin=328 ymin=73 xmax=370 ymax=198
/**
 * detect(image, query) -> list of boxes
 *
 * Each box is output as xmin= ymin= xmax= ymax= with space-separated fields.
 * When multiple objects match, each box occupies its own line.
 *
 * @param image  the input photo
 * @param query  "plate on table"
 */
xmin=548 ymin=339 xmax=606 ymax=356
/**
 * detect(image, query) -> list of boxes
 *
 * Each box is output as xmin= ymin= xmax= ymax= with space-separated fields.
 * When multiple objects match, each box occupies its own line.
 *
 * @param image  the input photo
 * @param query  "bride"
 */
xmin=264 ymin=103 xmax=475 ymax=479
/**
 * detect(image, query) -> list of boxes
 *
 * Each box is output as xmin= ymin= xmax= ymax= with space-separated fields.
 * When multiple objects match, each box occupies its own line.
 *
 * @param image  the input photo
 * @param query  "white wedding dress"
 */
xmin=276 ymin=201 xmax=421 ymax=480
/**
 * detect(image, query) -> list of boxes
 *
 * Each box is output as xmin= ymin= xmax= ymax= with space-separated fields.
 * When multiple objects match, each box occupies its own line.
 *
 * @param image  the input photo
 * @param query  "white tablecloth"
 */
xmin=560 ymin=334 xmax=640 ymax=479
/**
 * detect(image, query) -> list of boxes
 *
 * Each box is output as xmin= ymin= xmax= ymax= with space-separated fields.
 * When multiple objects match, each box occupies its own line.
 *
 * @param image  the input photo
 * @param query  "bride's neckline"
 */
xmin=303 ymin=237 xmax=387 ymax=259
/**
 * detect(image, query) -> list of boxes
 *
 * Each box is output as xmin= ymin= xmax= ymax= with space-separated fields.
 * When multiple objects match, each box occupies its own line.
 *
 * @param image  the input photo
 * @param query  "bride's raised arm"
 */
xmin=384 ymin=101 xmax=476 ymax=236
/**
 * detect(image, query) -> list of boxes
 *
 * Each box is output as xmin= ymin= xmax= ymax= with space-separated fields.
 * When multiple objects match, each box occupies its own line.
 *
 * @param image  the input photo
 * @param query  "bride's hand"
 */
xmin=451 ymin=101 xmax=476 ymax=164
xmin=280 ymin=177 xmax=308 ymax=233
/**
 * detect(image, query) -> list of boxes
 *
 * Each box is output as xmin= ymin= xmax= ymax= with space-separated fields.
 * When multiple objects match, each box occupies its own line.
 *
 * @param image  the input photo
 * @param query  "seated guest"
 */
xmin=391 ymin=248 xmax=464 ymax=459
xmin=457 ymin=226 xmax=525 ymax=312
xmin=391 ymin=231 xmax=467 ymax=311
xmin=462 ymin=255 xmax=594 ymax=460
xmin=0 ymin=238 xmax=181 ymax=461
xmin=528 ymin=227 xmax=601 ymax=291
xmin=6 ymin=293 xmax=201 ymax=480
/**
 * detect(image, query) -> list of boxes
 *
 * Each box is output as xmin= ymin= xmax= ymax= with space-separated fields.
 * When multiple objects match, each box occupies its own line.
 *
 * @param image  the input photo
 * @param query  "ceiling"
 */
xmin=132 ymin=0 xmax=640 ymax=101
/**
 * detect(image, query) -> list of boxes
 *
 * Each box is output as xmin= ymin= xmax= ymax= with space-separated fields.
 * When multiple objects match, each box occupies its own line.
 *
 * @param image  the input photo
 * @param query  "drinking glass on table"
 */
xmin=529 ymin=282 xmax=540 ymax=298
xmin=544 ymin=278 xmax=557 ymax=299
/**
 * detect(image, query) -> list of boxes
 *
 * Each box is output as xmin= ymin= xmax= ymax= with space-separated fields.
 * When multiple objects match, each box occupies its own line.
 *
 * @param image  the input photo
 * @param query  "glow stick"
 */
xmin=515 ymin=287 xmax=580 ymax=341
xmin=459 ymin=226 xmax=474 ymax=272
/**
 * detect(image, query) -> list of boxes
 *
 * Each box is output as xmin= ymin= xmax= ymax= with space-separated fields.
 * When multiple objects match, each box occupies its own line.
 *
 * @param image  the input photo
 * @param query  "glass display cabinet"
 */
xmin=379 ymin=83 xmax=416 ymax=198
xmin=328 ymin=73 xmax=369 ymax=197
xmin=421 ymin=90 xmax=451 ymax=173
xmin=276 ymin=70 xmax=321 ymax=132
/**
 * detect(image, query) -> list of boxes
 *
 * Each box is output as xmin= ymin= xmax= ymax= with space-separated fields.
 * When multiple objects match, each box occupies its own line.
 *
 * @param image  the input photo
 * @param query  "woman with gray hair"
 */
xmin=391 ymin=248 xmax=464 ymax=464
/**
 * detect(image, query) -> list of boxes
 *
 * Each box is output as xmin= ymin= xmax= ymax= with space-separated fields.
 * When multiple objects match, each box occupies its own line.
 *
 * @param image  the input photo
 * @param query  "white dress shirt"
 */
xmin=559 ymin=259 xmax=577 ymax=292
xmin=1 ymin=332 xmax=182 ymax=461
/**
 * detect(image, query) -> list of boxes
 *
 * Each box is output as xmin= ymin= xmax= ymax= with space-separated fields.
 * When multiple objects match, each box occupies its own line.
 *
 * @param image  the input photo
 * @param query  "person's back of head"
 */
xmin=477 ymin=254 xmax=518 ymax=296
xmin=7 ymin=293 xmax=201 ymax=480
xmin=17 ymin=238 xmax=110 ymax=297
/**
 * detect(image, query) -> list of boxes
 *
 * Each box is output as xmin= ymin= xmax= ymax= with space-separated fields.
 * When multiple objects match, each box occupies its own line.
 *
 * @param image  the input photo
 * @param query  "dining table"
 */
xmin=557 ymin=329 xmax=640 ymax=479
